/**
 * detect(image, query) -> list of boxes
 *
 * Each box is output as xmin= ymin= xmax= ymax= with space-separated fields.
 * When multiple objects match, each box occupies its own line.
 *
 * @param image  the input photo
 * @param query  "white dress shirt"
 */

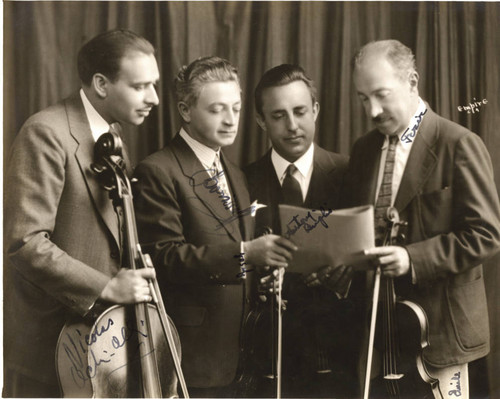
xmin=271 ymin=143 xmax=315 ymax=202
xmin=80 ymin=89 xmax=111 ymax=142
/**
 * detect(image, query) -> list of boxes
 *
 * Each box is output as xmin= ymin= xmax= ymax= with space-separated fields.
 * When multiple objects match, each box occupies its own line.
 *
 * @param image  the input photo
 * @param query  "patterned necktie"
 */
xmin=212 ymin=152 xmax=233 ymax=212
xmin=374 ymin=135 xmax=398 ymax=245
xmin=281 ymin=163 xmax=303 ymax=206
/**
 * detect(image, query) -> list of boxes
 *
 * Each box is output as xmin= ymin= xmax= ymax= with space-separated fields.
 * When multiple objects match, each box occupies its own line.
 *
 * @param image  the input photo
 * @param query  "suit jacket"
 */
xmin=244 ymin=144 xmax=348 ymax=234
xmin=133 ymin=134 xmax=253 ymax=388
xmin=243 ymin=145 xmax=359 ymax=396
xmin=344 ymin=106 xmax=500 ymax=366
xmin=3 ymin=92 xmax=121 ymax=385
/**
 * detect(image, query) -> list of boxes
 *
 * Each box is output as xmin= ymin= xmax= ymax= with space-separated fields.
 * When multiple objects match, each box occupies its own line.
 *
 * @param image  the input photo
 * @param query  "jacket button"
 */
xmin=110 ymin=251 xmax=119 ymax=259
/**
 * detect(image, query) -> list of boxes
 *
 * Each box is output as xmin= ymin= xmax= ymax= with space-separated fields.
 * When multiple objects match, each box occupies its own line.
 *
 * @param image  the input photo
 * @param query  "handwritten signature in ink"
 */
xmin=448 ymin=371 xmax=462 ymax=397
xmin=189 ymin=168 xmax=233 ymax=212
xmin=62 ymin=317 xmax=150 ymax=387
xmin=235 ymin=252 xmax=254 ymax=278
xmin=188 ymin=195 xmax=257 ymax=236
xmin=283 ymin=206 xmax=333 ymax=239
xmin=401 ymin=109 xmax=427 ymax=144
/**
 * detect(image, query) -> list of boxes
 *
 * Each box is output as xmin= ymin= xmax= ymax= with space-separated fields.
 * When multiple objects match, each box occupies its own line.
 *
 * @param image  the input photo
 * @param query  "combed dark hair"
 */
xmin=173 ymin=56 xmax=240 ymax=106
xmin=254 ymin=64 xmax=317 ymax=117
xmin=352 ymin=40 xmax=417 ymax=80
xmin=77 ymin=29 xmax=155 ymax=86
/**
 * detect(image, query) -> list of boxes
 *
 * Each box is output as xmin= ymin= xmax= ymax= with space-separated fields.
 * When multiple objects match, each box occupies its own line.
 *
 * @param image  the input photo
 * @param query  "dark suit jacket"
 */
xmin=344 ymin=106 xmax=500 ymax=367
xmin=4 ymin=92 xmax=121 ymax=385
xmin=244 ymin=144 xmax=348 ymax=234
xmin=244 ymin=145 xmax=357 ymax=396
xmin=133 ymin=134 xmax=253 ymax=388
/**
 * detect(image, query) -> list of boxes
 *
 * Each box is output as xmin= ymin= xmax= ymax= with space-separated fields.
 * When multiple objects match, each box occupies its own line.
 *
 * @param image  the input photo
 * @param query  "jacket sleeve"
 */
xmin=133 ymin=159 xmax=243 ymax=285
xmin=407 ymin=132 xmax=500 ymax=283
xmin=4 ymin=121 xmax=110 ymax=315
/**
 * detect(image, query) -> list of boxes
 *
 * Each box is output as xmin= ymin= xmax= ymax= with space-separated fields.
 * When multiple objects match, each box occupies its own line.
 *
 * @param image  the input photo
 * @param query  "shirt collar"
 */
xmin=80 ymin=88 xmax=110 ymax=142
xmin=179 ymin=127 xmax=220 ymax=169
xmin=271 ymin=143 xmax=315 ymax=181
xmin=381 ymin=97 xmax=427 ymax=149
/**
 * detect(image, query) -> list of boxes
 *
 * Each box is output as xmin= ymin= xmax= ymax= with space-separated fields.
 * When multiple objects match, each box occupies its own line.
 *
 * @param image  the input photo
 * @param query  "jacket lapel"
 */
xmin=394 ymin=108 xmax=439 ymax=212
xmin=65 ymin=93 xmax=121 ymax=249
xmin=357 ymin=132 xmax=385 ymax=206
xmin=305 ymin=145 xmax=335 ymax=208
xmin=172 ymin=135 xmax=241 ymax=241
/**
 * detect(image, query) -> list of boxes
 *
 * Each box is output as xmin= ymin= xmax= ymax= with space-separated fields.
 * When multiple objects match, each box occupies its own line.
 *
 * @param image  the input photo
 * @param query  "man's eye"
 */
xmin=210 ymin=106 xmax=223 ymax=113
xmin=272 ymin=113 xmax=284 ymax=120
xmin=134 ymin=85 xmax=145 ymax=91
xmin=377 ymin=91 xmax=390 ymax=99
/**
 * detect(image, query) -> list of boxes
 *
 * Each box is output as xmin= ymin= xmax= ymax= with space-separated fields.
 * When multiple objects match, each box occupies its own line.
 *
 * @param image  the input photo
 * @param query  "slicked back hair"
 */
xmin=77 ymin=29 xmax=155 ymax=86
xmin=255 ymin=64 xmax=317 ymax=117
xmin=173 ymin=56 xmax=240 ymax=106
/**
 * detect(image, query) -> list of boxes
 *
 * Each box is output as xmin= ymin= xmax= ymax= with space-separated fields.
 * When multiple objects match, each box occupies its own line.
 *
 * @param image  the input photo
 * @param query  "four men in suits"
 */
xmin=244 ymin=64 xmax=357 ymax=397
xmin=346 ymin=40 xmax=500 ymax=398
xmin=133 ymin=56 xmax=297 ymax=398
xmin=5 ymin=30 xmax=500 ymax=399
xmin=3 ymin=30 xmax=160 ymax=397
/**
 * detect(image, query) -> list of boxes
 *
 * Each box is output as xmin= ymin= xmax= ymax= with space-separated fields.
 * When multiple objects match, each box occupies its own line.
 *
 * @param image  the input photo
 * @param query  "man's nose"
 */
xmin=367 ymin=99 xmax=383 ymax=119
xmin=286 ymin=115 xmax=299 ymax=131
xmin=224 ymin=109 xmax=236 ymax=125
xmin=146 ymin=85 xmax=159 ymax=106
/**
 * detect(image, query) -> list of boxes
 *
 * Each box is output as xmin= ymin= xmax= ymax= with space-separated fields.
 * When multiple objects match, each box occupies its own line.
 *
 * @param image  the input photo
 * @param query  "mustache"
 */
xmin=372 ymin=114 xmax=389 ymax=123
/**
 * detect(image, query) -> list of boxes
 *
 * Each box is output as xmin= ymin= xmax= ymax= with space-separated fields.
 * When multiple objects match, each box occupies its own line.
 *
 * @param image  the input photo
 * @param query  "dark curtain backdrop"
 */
xmin=4 ymin=2 xmax=500 ymax=397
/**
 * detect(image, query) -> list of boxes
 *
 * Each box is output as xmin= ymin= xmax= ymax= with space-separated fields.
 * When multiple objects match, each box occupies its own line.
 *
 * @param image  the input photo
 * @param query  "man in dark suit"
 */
xmin=244 ymin=64 xmax=357 ymax=397
xmin=4 ymin=30 xmax=160 ymax=397
xmin=133 ymin=56 xmax=297 ymax=398
xmin=346 ymin=40 xmax=500 ymax=398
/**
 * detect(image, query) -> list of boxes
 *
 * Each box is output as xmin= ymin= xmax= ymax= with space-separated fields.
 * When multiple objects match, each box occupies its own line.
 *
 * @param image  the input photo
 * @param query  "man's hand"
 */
xmin=99 ymin=268 xmax=156 ymax=304
xmin=258 ymin=268 xmax=285 ymax=294
xmin=364 ymin=246 xmax=410 ymax=277
xmin=304 ymin=264 xmax=353 ymax=296
xmin=244 ymin=235 xmax=297 ymax=268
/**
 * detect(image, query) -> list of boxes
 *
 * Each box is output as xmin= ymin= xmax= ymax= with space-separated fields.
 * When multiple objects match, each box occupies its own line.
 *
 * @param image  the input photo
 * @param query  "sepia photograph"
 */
xmin=3 ymin=1 xmax=500 ymax=398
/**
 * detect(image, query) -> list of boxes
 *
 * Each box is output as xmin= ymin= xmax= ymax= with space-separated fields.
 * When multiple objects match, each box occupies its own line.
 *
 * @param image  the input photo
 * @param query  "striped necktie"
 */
xmin=374 ymin=135 xmax=398 ymax=245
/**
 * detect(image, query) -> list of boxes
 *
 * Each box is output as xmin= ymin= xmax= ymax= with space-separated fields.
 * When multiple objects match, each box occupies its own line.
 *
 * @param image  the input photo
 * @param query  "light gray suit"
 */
xmin=4 ymin=92 xmax=121 ymax=389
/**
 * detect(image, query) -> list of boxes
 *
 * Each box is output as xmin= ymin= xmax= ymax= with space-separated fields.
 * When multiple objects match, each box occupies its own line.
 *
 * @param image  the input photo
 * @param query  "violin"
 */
xmin=233 ymin=227 xmax=285 ymax=399
xmin=363 ymin=207 xmax=443 ymax=399
xmin=55 ymin=131 xmax=189 ymax=398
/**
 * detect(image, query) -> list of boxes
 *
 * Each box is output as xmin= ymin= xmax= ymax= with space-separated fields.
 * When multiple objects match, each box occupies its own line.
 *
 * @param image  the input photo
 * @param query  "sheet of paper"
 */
xmin=278 ymin=204 xmax=375 ymax=274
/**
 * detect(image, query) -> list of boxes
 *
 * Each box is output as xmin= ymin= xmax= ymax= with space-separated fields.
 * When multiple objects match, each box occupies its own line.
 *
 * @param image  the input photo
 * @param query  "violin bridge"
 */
xmin=384 ymin=373 xmax=404 ymax=380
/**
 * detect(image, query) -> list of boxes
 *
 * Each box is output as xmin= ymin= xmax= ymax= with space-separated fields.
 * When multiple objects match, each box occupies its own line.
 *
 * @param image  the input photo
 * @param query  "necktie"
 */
xmin=211 ymin=152 xmax=233 ymax=212
xmin=374 ymin=135 xmax=398 ymax=245
xmin=281 ymin=164 xmax=303 ymax=206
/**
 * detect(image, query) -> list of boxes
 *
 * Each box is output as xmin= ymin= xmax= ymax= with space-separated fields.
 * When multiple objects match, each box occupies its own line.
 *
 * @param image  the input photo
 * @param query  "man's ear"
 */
xmin=92 ymin=73 xmax=109 ymax=98
xmin=178 ymin=101 xmax=191 ymax=123
xmin=409 ymin=71 xmax=419 ymax=91
xmin=313 ymin=101 xmax=320 ymax=122
xmin=256 ymin=113 xmax=267 ymax=131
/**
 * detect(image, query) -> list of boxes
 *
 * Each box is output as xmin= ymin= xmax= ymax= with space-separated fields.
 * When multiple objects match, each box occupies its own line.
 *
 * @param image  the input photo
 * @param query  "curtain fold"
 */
xmin=4 ymin=2 xmax=500 ymax=396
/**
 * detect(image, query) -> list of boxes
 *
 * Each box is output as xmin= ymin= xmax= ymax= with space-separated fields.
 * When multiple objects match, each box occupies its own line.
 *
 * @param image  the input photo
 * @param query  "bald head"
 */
xmin=352 ymin=40 xmax=417 ymax=82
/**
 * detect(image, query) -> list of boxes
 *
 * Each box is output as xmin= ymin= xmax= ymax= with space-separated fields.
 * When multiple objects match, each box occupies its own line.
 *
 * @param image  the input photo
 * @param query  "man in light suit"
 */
xmin=244 ymin=64 xmax=357 ymax=398
xmin=346 ymin=40 xmax=500 ymax=398
xmin=133 ymin=56 xmax=297 ymax=398
xmin=4 ymin=30 xmax=160 ymax=397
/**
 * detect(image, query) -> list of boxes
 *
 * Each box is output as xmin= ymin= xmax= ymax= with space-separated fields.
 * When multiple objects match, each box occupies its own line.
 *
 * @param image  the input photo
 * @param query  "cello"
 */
xmin=363 ymin=207 xmax=443 ymax=399
xmin=55 ymin=131 xmax=189 ymax=398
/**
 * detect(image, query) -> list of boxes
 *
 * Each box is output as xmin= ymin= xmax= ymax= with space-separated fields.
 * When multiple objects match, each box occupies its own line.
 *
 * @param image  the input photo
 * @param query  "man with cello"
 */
xmin=344 ymin=40 xmax=500 ymax=398
xmin=4 ymin=29 xmax=160 ymax=397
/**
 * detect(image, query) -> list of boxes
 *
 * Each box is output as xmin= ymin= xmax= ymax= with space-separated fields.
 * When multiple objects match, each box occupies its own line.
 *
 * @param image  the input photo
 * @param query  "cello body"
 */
xmin=56 ymin=305 xmax=180 ymax=398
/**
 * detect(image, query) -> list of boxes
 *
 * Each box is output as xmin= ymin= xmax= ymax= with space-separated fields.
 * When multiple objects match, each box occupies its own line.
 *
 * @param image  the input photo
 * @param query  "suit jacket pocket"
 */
xmin=172 ymin=306 xmax=208 ymax=327
xmin=417 ymin=187 xmax=452 ymax=237
xmin=446 ymin=277 xmax=489 ymax=350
